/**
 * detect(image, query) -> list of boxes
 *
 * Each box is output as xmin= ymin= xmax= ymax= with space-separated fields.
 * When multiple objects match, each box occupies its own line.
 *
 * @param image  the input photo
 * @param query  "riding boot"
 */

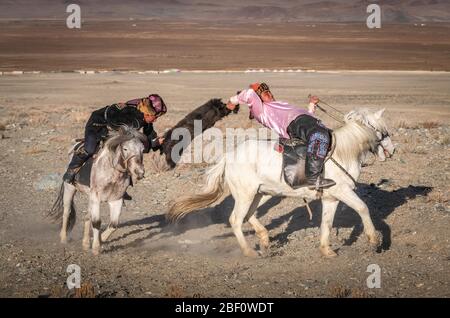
xmin=305 ymin=154 xmax=336 ymax=190
xmin=63 ymin=149 xmax=90 ymax=184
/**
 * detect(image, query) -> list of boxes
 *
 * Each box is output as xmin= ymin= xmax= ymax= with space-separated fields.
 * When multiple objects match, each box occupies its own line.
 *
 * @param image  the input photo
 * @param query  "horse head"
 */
xmin=345 ymin=108 xmax=395 ymax=161
xmin=107 ymin=126 xmax=147 ymax=182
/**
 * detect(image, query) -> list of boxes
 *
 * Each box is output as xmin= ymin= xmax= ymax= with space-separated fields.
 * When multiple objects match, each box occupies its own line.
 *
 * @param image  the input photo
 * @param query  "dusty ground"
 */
xmin=1 ymin=21 xmax=450 ymax=72
xmin=0 ymin=72 xmax=449 ymax=298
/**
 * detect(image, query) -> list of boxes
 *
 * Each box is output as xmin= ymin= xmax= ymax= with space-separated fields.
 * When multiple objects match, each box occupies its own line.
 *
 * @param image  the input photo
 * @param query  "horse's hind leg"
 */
xmin=229 ymin=192 xmax=260 ymax=258
xmin=247 ymin=194 xmax=271 ymax=251
xmin=60 ymin=183 xmax=76 ymax=244
xmin=101 ymin=199 xmax=123 ymax=242
xmin=320 ymin=198 xmax=339 ymax=258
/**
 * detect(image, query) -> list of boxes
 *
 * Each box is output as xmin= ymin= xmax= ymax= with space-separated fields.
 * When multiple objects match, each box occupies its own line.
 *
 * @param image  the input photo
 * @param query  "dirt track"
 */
xmin=0 ymin=72 xmax=449 ymax=297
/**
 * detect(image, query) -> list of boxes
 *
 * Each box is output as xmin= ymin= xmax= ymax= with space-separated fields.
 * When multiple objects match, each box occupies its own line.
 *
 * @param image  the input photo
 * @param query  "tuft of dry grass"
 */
xmin=49 ymin=135 xmax=71 ymax=144
xmin=440 ymin=135 xmax=450 ymax=146
xmin=73 ymin=282 xmax=96 ymax=298
xmin=330 ymin=285 xmax=351 ymax=298
xmin=330 ymin=285 xmax=369 ymax=298
xmin=396 ymin=120 xmax=416 ymax=129
xmin=24 ymin=147 xmax=47 ymax=155
xmin=27 ymin=114 xmax=48 ymax=127
xmin=165 ymin=284 xmax=185 ymax=298
xmin=350 ymin=288 xmax=370 ymax=298
xmin=420 ymin=121 xmax=440 ymax=129
xmin=69 ymin=110 xmax=90 ymax=124
xmin=396 ymin=120 xmax=441 ymax=130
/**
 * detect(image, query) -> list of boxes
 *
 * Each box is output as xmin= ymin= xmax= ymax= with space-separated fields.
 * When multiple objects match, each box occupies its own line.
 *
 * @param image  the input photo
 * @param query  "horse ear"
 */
xmin=375 ymin=108 xmax=385 ymax=118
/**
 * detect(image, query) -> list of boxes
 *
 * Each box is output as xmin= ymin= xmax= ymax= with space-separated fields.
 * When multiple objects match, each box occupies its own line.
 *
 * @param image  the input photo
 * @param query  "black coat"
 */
xmin=84 ymin=103 xmax=159 ymax=153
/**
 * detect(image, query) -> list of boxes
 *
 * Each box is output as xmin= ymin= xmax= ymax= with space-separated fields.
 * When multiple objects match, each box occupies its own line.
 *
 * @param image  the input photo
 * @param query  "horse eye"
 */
xmin=123 ymin=148 xmax=128 ymax=151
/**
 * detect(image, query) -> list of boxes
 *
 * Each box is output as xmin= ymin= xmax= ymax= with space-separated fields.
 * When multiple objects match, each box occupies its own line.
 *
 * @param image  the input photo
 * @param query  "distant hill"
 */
xmin=1 ymin=0 xmax=449 ymax=22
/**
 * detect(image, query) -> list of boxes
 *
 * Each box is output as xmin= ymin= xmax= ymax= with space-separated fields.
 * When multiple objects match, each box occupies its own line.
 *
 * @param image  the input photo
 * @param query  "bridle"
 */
xmin=113 ymin=145 xmax=140 ymax=174
xmin=366 ymin=122 xmax=391 ymax=155
xmin=328 ymin=121 xmax=391 ymax=186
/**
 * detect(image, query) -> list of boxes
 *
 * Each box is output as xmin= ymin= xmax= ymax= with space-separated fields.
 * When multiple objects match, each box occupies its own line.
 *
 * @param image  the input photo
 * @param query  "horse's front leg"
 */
xmin=331 ymin=185 xmax=380 ymax=247
xmin=320 ymin=198 xmax=339 ymax=257
xmin=89 ymin=195 xmax=102 ymax=255
xmin=101 ymin=199 xmax=123 ymax=242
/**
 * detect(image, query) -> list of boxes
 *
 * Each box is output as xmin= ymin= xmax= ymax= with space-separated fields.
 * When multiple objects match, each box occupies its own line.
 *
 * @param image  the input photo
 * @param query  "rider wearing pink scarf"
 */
xmin=227 ymin=83 xmax=335 ymax=189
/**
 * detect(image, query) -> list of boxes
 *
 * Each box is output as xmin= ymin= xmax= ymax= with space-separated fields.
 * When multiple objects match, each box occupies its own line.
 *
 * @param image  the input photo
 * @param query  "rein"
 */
xmin=308 ymin=95 xmax=345 ymax=125
xmin=329 ymin=157 xmax=357 ymax=185
xmin=114 ymin=152 xmax=137 ymax=173
xmin=324 ymin=132 xmax=358 ymax=185
xmin=327 ymin=121 xmax=389 ymax=186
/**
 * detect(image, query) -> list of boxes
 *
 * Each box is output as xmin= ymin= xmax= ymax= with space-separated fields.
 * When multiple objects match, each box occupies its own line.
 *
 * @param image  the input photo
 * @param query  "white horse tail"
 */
xmin=47 ymin=182 xmax=77 ymax=232
xmin=168 ymin=156 xmax=226 ymax=222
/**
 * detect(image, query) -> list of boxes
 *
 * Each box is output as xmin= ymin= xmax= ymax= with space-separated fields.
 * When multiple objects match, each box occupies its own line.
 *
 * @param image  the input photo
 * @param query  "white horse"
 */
xmin=49 ymin=127 xmax=146 ymax=255
xmin=168 ymin=109 xmax=395 ymax=257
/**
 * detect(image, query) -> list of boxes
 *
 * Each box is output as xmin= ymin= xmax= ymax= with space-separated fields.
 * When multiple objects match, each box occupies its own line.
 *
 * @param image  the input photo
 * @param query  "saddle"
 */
xmin=71 ymin=138 xmax=134 ymax=188
xmin=275 ymin=134 xmax=335 ymax=189
xmin=72 ymin=140 xmax=96 ymax=187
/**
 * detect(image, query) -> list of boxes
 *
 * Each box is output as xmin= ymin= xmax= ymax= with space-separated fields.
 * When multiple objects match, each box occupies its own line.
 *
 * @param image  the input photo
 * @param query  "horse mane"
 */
xmin=104 ymin=126 xmax=147 ymax=153
xmin=333 ymin=109 xmax=385 ymax=162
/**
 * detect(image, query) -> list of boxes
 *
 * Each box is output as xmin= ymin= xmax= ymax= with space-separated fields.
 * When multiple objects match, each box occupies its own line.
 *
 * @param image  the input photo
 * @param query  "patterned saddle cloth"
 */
xmin=275 ymin=134 xmax=334 ymax=188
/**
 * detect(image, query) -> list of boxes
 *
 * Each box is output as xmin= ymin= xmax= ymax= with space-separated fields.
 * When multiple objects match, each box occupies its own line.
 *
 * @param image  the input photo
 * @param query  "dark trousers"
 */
xmin=67 ymin=128 xmax=102 ymax=171
xmin=287 ymin=115 xmax=331 ymax=181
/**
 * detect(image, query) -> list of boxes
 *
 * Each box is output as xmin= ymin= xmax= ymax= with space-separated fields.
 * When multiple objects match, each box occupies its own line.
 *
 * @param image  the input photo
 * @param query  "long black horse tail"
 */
xmin=47 ymin=183 xmax=76 ymax=232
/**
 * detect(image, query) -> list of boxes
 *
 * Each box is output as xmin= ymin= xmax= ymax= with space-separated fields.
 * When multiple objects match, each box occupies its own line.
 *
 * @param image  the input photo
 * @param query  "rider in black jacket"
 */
xmin=62 ymin=94 xmax=167 ymax=184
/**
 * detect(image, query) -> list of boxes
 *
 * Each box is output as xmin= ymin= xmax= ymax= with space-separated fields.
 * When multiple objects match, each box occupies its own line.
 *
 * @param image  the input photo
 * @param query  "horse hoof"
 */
xmin=92 ymin=244 xmax=101 ymax=256
xmin=60 ymin=238 xmax=68 ymax=244
xmin=260 ymin=240 xmax=270 ymax=250
xmin=320 ymin=246 xmax=338 ymax=258
xmin=243 ymin=249 xmax=259 ymax=258
xmin=367 ymin=232 xmax=381 ymax=246
xmin=82 ymin=242 xmax=90 ymax=251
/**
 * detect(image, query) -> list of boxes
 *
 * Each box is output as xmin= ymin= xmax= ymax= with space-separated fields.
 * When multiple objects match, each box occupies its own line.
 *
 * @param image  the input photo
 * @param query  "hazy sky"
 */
xmin=0 ymin=0 xmax=449 ymax=22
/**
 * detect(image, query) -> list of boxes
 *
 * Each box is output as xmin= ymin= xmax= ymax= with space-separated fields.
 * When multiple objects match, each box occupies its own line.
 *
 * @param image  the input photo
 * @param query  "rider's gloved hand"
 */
xmin=308 ymin=95 xmax=320 ymax=114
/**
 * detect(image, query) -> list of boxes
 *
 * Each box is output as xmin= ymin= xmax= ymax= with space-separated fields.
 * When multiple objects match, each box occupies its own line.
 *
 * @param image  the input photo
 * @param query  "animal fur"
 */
xmin=160 ymin=98 xmax=239 ymax=168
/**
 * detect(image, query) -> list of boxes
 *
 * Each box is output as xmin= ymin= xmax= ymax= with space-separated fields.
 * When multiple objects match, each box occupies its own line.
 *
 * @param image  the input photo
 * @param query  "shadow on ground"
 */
xmin=104 ymin=183 xmax=432 ymax=253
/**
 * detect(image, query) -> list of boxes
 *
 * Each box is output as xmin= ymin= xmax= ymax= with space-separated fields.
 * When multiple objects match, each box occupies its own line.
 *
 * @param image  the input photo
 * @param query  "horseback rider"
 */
xmin=62 ymin=94 xmax=167 ymax=184
xmin=226 ymin=83 xmax=335 ymax=189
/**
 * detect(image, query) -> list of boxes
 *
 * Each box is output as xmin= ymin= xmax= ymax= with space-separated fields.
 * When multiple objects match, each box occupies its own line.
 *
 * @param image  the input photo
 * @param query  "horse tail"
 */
xmin=47 ymin=183 xmax=77 ymax=232
xmin=167 ymin=156 xmax=226 ymax=222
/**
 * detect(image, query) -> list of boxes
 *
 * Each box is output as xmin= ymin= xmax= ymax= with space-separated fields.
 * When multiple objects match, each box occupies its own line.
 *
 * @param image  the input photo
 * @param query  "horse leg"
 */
xmin=89 ymin=195 xmax=102 ymax=255
xmin=229 ymin=194 xmax=259 ymax=258
xmin=101 ymin=199 xmax=123 ymax=242
xmin=60 ymin=183 xmax=76 ymax=244
xmin=82 ymin=213 xmax=91 ymax=251
xmin=247 ymin=194 xmax=272 ymax=251
xmin=332 ymin=185 xmax=380 ymax=247
xmin=319 ymin=198 xmax=339 ymax=258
